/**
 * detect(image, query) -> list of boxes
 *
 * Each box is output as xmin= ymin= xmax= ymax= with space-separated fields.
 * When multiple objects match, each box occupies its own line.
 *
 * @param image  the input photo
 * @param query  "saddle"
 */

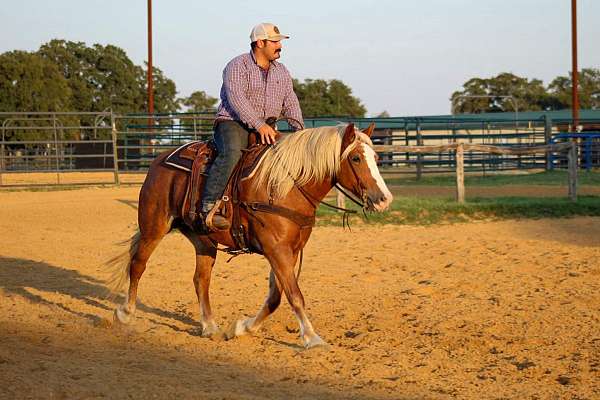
xmin=163 ymin=138 xmax=273 ymax=234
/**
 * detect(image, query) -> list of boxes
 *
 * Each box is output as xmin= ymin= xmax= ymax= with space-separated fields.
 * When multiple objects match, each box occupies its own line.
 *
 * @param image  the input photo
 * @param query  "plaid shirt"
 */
xmin=215 ymin=51 xmax=304 ymax=130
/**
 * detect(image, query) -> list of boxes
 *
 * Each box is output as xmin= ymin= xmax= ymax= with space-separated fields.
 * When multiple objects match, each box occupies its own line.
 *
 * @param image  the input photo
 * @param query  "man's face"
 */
xmin=260 ymin=39 xmax=282 ymax=61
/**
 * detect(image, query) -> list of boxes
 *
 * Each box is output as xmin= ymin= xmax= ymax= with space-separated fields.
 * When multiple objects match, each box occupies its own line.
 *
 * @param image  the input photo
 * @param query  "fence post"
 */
xmin=53 ymin=114 xmax=61 ymax=185
xmin=544 ymin=114 xmax=553 ymax=170
xmin=567 ymin=142 xmax=578 ymax=202
xmin=111 ymin=113 xmax=121 ymax=186
xmin=416 ymin=119 xmax=423 ymax=181
xmin=585 ymin=137 xmax=592 ymax=171
xmin=0 ymin=122 xmax=4 ymax=186
xmin=455 ymin=143 xmax=465 ymax=203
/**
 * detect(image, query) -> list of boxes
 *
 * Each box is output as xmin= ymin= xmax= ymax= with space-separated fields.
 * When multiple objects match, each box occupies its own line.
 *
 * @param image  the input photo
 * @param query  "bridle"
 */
xmin=294 ymin=137 xmax=372 ymax=228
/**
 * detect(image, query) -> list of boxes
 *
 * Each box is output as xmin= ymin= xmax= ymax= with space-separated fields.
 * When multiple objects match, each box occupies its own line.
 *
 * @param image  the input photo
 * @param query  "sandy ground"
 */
xmin=1 ymin=186 xmax=600 ymax=399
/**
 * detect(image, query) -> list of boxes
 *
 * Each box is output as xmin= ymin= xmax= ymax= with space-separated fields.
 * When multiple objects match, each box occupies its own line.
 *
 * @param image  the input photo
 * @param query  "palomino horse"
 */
xmin=109 ymin=123 xmax=393 ymax=348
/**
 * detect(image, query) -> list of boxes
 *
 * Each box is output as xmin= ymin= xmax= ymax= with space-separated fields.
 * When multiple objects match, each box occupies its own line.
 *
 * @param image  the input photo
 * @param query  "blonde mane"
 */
xmin=253 ymin=124 xmax=373 ymax=199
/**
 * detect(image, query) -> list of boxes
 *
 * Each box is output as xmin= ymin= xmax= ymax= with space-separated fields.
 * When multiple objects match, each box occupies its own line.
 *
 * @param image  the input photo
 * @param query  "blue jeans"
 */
xmin=201 ymin=120 xmax=249 ymax=212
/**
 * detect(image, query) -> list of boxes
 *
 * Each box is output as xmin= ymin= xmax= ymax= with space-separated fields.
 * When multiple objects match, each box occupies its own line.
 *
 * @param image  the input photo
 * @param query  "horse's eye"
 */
xmin=351 ymin=155 xmax=361 ymax=163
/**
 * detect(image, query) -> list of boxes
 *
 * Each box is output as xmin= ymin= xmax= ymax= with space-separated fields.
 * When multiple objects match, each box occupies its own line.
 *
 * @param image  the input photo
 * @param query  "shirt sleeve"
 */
xmin=281 ymin=68 xmax=304 ymax=131
xmin=222 ymin=60 xmax=265 ymax=130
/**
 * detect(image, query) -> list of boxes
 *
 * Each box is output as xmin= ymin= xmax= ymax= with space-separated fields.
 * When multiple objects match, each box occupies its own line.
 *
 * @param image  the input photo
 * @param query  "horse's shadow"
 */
xmin=0 ymin=256 xmax=197 ymax=330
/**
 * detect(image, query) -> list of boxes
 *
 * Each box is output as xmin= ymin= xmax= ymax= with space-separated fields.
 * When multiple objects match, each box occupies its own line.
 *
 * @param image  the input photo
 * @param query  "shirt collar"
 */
xmin=249 ymin=50 xmax=279 ymax=69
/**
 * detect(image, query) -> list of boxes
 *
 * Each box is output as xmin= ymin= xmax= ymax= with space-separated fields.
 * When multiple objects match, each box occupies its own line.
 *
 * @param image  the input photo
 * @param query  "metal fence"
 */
xmin=0 ymin=112 xmax=117 ymax=186
xmin=1 ymin=111 xmax=599 ymax=187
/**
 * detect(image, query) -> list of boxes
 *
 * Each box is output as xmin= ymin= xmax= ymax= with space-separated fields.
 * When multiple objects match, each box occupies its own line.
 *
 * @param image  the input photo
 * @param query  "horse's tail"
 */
xmin=105 ymin=230 xmax=141 ymax=296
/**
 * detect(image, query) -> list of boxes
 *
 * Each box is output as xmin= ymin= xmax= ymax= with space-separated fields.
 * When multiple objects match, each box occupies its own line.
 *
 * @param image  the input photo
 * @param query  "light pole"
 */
xmin=147 ymin=0 xmax=154 ymax=116
xmin=571 ymin=0 xmax=579 ymax=130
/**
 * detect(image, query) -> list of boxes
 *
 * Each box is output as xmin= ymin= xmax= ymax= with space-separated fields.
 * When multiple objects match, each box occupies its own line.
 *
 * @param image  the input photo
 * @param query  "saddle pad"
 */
xmin=240 ymin=145 xmax=271 ymax=181
xmin=164 ymin=141 xmax=203 ymax=172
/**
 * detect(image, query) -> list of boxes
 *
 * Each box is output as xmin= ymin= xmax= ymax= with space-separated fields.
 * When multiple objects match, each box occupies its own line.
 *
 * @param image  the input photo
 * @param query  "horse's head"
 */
xmin=338 ymin=123 xmax=393 ymax=212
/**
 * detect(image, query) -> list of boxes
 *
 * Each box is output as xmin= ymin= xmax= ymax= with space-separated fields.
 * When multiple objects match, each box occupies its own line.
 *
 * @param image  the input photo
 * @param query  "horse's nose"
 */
xmin=375 ymin=193 xmax=393 ymax=211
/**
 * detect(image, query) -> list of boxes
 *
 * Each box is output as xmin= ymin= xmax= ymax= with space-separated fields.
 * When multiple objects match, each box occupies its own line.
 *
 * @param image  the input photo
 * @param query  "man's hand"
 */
xmin=257 ymin=124 xmax=280 ymax=145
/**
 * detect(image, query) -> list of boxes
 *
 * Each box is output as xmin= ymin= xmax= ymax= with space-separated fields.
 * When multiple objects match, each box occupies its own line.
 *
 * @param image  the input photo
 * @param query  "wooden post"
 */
xmin=455 ymin=143 xmax=465 ymax=203
xmin=568 ymin=142 xmax=578 ymax=202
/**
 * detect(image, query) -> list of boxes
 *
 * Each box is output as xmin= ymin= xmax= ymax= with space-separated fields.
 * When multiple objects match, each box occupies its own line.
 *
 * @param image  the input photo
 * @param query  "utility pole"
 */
xmin=147 ymin=0 xmax=154 ymax=116
xmin=571 ymin=0 xmax=579 ymax=130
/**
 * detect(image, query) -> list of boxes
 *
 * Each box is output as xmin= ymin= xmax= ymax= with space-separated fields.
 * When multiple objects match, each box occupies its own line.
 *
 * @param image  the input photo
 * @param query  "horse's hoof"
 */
xmin=304 ymin=335 xmax=329 ymax=350
xmin=113 ymin=307 xmax=133 ymax=325
xmin=223 ymin=319 xmax=254 ymax=341
xmin=200 ymin=323 xmax=221 ymax=339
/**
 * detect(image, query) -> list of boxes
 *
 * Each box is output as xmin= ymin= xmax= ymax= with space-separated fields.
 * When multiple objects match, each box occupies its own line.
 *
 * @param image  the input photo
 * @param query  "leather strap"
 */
xmin=242 ymin=201 xmax=315 ymax=228
xmin=187 ymin=142 xmax=215 ymax=222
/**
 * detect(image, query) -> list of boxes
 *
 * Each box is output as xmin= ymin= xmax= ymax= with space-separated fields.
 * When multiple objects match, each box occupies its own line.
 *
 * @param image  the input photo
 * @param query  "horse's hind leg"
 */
xmin=179 ymin=226 xmax=220 ymax=338
xmin=114 ymin=207 xmax=172 ymax=325
xmin=226 ymin=270 xmax=282 ymax=339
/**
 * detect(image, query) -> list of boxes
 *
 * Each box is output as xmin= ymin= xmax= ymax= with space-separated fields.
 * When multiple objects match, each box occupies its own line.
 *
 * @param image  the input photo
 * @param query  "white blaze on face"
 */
xmin=361 ymin=143 xmax=394 ymax=211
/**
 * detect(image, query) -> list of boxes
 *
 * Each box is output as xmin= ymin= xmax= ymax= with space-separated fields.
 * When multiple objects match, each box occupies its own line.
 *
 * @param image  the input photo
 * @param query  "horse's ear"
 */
xmin=362 ymin=123 xmax=375 ymax=137
xmin=341 ymin=123 xmax=356 ymax=151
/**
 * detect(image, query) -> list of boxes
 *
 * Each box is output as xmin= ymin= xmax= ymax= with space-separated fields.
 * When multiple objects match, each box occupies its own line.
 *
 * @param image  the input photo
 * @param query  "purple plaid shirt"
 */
xmin=215 ymin=51 xmax=304 ymax=130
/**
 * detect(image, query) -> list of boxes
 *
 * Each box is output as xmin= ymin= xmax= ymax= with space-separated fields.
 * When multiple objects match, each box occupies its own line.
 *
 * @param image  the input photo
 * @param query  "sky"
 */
xmin=1 ymin=1 xmax=599 ymax=117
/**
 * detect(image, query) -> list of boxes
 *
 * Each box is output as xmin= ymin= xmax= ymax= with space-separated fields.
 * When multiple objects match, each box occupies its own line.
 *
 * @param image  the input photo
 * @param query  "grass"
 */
xmin=384 ymin=169 xmax=600 ymax=187
xmin=316 ymin=195 xmax=600 ymax=226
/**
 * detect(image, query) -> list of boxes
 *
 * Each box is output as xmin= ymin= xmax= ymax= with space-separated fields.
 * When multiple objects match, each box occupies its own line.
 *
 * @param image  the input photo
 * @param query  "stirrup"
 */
xmin=204 ymin=203 xmax=230 ymax=231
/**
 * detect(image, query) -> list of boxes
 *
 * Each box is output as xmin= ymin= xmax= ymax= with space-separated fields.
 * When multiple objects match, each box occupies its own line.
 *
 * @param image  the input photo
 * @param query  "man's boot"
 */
xmin=208 ymin=213 xmax=230 ymax=230
xmin=201 ymin=203 xmax=231 ymax=231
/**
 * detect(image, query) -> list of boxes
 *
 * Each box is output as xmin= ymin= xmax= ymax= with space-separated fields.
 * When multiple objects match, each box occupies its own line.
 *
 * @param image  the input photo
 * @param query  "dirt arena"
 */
xmin=1 ymin=185 xmax=599 ymax=399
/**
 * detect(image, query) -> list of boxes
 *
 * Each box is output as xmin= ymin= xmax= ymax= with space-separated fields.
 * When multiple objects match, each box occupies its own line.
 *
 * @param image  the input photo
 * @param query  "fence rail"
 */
xmin=381 ymin=142 xmax=576 ymax=203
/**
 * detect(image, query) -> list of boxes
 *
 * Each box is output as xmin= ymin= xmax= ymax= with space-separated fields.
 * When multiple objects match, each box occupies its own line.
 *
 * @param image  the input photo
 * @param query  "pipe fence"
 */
xmin=0 ymin=112 xmax=591 ymax=198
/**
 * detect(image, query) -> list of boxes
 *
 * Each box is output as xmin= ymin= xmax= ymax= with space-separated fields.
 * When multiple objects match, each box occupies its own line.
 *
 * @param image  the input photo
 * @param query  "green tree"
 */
xmin=451 ymin=72 xmax=557 ymax=114
xmin=179 ymin=90 xmax=218 ymax=112
xmin=92 ymin=44 xmax=146 ymax=113
xmin=548 ymin=68 xmax=600 ymax=110
xmin=0 ymin=50 xmax=73 ymax=140
xmin=37 ymin=40 xmax=96 ymax=112
xmin=38 ymin=40 xmax=181 ymax=115
xmin=293 ymin=78 xmax=366 ymax=117
xmin=0 ymin=50 xmax=71 ymax=113
xmin=137 ymin=63 xmax=180 ymax=113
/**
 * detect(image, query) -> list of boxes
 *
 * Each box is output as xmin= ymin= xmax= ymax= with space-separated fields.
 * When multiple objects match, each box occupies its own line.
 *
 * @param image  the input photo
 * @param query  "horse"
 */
xmin=108 ymin=123 xmax=393 ymax=348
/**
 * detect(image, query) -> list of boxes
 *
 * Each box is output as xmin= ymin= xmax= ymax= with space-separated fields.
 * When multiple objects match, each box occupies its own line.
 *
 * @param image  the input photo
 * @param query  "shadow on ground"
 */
xmin=0 ymin=256 xmax=197 ymax=327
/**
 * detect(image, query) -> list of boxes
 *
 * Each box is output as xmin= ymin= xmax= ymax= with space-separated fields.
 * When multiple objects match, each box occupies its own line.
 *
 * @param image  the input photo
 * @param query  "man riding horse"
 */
xmin=201 ymin=22 xmax=304 ymax=230
xmin=109 ymin=23 xmax=394 ymax=349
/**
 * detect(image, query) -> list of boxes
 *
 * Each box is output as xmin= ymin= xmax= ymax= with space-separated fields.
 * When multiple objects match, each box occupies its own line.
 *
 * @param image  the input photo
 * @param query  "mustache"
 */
xmin=275 ymin=49 xmax=281 ymax=53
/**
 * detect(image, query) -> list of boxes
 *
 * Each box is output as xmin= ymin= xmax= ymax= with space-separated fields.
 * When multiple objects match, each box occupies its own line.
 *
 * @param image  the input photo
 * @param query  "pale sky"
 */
xmin=1 ymin=1 xmax=599 ymax=117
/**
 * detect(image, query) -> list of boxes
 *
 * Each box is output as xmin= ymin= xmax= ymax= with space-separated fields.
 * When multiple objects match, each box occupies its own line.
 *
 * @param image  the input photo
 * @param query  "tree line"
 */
xmin=1 ymin=39 xmax=598 ymax=121
xmin=451 ymin=70 xmax=600 ymax=114
xmin=0 ymin=39 xmax=367 ymax=119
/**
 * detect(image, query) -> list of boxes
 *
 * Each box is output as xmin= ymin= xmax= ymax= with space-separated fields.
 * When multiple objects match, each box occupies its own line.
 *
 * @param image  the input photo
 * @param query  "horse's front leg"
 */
xmin=225 ymin=269 xmax=282 ymax=339
xmin=265 ymin=246 xmax=326 ymax=349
